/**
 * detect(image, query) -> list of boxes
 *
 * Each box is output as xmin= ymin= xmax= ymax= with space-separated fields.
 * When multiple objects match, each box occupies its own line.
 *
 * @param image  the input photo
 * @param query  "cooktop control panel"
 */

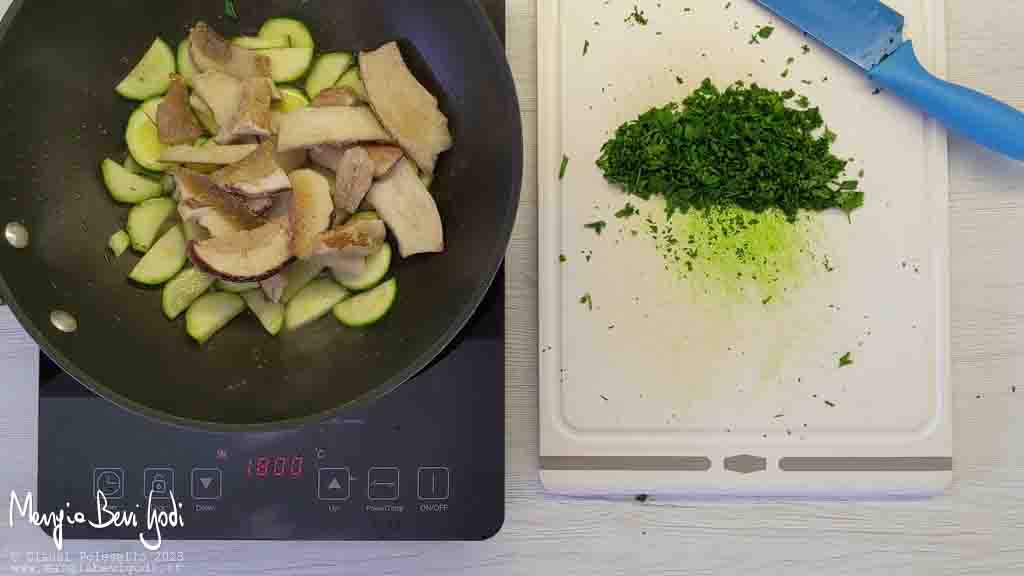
xmin=38 ymin=273 xmax=504 ymax=541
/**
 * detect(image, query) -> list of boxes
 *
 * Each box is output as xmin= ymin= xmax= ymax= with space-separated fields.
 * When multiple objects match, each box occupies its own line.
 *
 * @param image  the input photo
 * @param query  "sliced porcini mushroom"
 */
xmin=288 ymin=169 xmax=336 ymax=259
xmin=364 ymin=144 xmax=405 ymax=178
xmin=311 ymin=86 xmax=362 ymax=108
xmin=189 ymin=92 xmax=220 ymax=134
xmin=366 ymin=158 xmax=444 ymax=258
xmin=189 ymin=218 xmax=293 ymax=282
xmin=332 ymin=147 xmax=375 ymax=214
xmin=312 ymin=219 xmax=387 ymax=259
xmin=245 ymin=197 xmax=274 ymax=215
xmin=211 ymin=141 xmax=291 ymax=198
xmin=161 ymin=143 xmax=259 ymax=165
xmin=326 ymin=255 xmax=367 ymax=284
xmin=189 ymin=22 xmax=272 ymax=80
xmin=310 ymin=144 xmax=404 ymax=179
xmin=157 ymin=76 xmax=204 ymax=145
xmin=192 ymin=71 xmax=243 ymax=129
xmin=173 ymin=168 xmax=267 ymax=237
xmin=217 ymin=76 xmax=274 ymax=143
xmin=276 ymin=107 xmax=392 ymax=152
xmin=359 ymin=41 xmax=453 ymax=175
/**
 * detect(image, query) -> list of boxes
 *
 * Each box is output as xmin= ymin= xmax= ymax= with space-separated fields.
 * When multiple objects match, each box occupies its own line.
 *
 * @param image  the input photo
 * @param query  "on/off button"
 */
xmin=418 ymin=468 xmax=450 ymax=501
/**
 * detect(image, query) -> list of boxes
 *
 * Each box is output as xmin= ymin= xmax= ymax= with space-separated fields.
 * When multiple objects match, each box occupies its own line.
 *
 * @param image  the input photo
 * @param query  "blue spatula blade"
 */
xmin=755 ymin=0 xmax=905 ymax=70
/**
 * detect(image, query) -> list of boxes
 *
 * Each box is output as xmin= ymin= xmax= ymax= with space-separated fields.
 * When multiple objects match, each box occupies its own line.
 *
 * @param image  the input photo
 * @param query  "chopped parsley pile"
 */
xmin=597 ymin=79 xmax=863 ymax=221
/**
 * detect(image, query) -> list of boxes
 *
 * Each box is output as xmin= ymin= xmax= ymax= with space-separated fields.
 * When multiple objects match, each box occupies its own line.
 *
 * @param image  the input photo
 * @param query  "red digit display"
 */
xmin=245 ymin=455 xmax=305 ymax=479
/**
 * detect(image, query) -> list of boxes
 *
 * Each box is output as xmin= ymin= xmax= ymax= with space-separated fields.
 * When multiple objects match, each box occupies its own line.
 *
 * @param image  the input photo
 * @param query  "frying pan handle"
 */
xmin=869 ymin=41 xmax=1024 ymax=160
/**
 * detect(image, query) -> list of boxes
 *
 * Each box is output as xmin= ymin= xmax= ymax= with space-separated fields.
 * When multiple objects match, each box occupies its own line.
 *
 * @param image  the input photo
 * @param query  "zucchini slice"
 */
xmin=141 ymin=97 xmax=163 ymax=124
xmin=176 ymin=40 xmax=198 ymax=87
xmin=285 ymin=279 xmax=349 ymax=331
xmin=337 ymin=243 xmax=392 ymax=292
xmin=216 ymin=280 xmax=261 ymax=293
xmin=242 ymin=290 xmax=285 ymax=336
xmin=263 ymin=47 xmax=314 ymax=83
xmin=108 ymin=230 xmax=131 ymax=258
xmin=259 ymin=18 xmax=315 ymax=48
xmin=126 ymin=197 xmax=176 ymax=253
xmin=273 ymin=86 xmax=310 ymax=113
xmin=279 ymin=260 xmax=326 ymax=304
xmin=115 ymin=38 xmax=175 ymax=101
xmin=102 ymin=158 xmax=163 ymax=204
xmin=126 ymin=105 xmax=167 ymax=173
xmin=335 ymin=68 xmax=368 ymax=101
xmin=186 ymin=292 xmax=246 ymax=345
xmin=305 ymin=52 xmax=354 ymax=99
xmin=333 ymin=278 xmax=397 ymax=328
xmin=233 ymin=36 xmax=289 ymax=50
xmin=129 ymin=225 xmax=187 ymax=286
xmin=162 ymin=267 xmax=216 ymax=320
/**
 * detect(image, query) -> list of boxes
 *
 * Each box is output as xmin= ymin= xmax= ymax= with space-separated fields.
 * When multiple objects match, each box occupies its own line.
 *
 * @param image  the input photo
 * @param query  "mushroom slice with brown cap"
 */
xmin=276 ymin=107 xmax=392 ymax=152
xmin=211 ymin=141 xmax=291 ymax=199
xmin=359 ymin=41 xmax=453 ymax=175
xmin=157 ymin=76 xmax=204 ymax=145
xmin=366 ymin=158 xmax=444 ymax=258
xmin=311 ymin=86 xmax=361 ymax=108
xmin=217 ymin=76 xmax=274 ymax=143
xmin=189 ymin=218 xmax=293 ymax=282
xmin=189 ymin=22 xmax=272 ymax=80
xmin=288 ymin=169 xmax=336 ymax=259
xmin=192 ymin=71 xmax=243 ymax=130
xmin=310 ymin=144 xmax=404 ymax=179
xmin=173 ymin=168 xmax=266 ymax=237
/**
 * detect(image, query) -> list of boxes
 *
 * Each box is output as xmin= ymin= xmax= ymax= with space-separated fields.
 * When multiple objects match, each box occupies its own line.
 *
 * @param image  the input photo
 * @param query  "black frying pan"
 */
xmin=0 ymin=0 xmax=521 ymax=430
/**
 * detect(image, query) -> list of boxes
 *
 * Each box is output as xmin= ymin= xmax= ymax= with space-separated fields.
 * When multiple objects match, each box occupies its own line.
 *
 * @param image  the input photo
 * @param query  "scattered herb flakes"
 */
xmin=750 ymin=25 xmax=775 ymax=44
xmin=796 ymin=95 xmax=811 ymax=108
xmin=583 ymin=40 xmax=590 ymax=56
xmin=585 ymin=220 xmax=608 ymax=235
xmin=824 ymin=400 xmax=837 ymax=407
xmin=626 ymin=5 xmax=649 ymax=26
xmin=725 ymin=2 xmax=732 ymax=9
xmin=580 ymin=293 xmax=594 ymax=311
xmin=559 ymin=155 xmax=569 ymax=180
xmin=600 ymin=394 xmax=610 ymax=401
xmin=839 ymin=352 xmax=854 ymax=368
xmin=762 ymin=296 xmax=773 ymax=305
xmin=559 ymin=254 xmax=567 ymax=263
xmin=615 ymin=203 xmax=638 ymax=219
xmin=224 ymin=0 xmax=239 ymax=20
xmin=872 ymin=88 xmax=883 ymax=95
xmin=802 ymin=44 xmax=811 ymax=55
xmin=597 ymin=79 xmax=865 ymax=221
xmin=635 ymin=494 xmax=650 ymax=503
xmin=676 ymin=75 xmax=685 ymax=85
xmin=780 ymin=69 xmax=790 ymax=78
xmin=786 ymin=57 xmax=796 ymax=65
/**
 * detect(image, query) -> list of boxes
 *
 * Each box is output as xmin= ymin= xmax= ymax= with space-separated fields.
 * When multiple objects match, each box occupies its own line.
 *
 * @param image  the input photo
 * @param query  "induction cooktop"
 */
xmin=36 ymin=0 xmax=507 ymax=542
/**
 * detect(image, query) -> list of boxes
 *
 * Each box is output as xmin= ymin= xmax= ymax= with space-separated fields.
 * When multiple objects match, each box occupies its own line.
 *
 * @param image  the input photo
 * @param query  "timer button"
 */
xmin=191 ymin=468 xmax=222 ymax=500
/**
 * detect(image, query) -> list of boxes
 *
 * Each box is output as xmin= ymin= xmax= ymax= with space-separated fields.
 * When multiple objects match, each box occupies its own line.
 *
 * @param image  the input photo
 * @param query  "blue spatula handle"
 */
xmin=869 ymin=42 xmax=1024 ymax=160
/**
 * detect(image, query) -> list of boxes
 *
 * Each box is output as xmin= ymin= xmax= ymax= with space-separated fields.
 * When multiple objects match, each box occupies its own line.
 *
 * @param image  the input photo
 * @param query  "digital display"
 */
xmin=246 ymin=455 xmax=304 ymax=479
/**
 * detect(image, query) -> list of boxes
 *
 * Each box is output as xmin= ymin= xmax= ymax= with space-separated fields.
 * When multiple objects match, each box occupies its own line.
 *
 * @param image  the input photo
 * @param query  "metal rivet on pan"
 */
xmin=50 ymin=310 xmax=78 ymax=333
xmin=5 ymin=222 xmax=29 ymax=249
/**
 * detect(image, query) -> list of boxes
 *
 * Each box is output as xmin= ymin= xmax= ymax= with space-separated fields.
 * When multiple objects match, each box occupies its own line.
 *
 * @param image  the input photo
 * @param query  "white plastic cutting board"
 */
xmin=538 ymin=0 xmax=951 ymax=496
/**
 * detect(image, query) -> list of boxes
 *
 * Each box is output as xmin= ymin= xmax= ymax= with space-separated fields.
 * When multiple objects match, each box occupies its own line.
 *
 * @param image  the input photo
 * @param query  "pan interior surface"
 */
xmin=0 ymin=0 xmax=521 ymax=429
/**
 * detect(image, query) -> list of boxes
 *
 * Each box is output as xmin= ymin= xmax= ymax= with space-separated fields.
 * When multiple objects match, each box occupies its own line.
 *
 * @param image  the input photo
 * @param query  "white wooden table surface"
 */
xmin=4 ymin=1 xmax=1024 ymax=574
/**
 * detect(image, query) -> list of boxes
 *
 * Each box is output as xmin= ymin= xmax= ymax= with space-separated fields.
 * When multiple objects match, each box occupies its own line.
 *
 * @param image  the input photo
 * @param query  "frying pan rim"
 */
xmin=0 ymin=0 xmax=522 ymax=433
